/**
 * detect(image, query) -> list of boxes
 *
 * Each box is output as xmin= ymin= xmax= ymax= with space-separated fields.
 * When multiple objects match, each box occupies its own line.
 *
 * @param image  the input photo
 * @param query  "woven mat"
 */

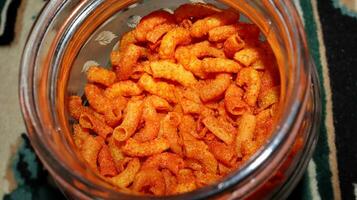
xmin=0 ymin=0 xmax=356 ymax=199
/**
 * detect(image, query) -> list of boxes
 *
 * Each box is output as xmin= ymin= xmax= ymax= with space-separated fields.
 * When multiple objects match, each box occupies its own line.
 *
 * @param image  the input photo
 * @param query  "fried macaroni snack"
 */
xmin=68 ymin=3 xmax=284 ymax=196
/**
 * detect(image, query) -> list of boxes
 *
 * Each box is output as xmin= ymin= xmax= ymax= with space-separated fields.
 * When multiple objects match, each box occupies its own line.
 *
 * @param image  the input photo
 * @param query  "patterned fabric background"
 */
xmin=0 ymin=0 xmax=356 ymax=199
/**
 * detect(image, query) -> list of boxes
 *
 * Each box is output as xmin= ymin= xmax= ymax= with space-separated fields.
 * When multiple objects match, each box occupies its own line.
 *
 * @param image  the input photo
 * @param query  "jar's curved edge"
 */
xmin=18 ymin=0 xmax=321 ymax=199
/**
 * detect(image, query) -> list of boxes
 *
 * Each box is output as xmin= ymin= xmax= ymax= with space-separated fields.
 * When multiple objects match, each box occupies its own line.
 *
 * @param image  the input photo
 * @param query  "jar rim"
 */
xmin=19 ymin=0 xmax=315 ymax=199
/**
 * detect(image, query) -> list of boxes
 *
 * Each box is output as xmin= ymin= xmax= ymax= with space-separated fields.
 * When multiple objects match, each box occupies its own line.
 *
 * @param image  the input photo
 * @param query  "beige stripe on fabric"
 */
xmin=311 ymin=0 xmax=342 ymax=199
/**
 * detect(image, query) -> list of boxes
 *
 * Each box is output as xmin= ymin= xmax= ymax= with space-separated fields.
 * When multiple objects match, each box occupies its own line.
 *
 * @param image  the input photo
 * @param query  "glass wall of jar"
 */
xmin=19 ymin=0 xmax=321 ymax=199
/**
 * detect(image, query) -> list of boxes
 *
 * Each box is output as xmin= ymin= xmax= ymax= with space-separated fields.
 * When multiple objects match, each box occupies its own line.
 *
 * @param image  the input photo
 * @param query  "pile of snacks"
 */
xmin=68 ymin=3 xmax=280 ymax=196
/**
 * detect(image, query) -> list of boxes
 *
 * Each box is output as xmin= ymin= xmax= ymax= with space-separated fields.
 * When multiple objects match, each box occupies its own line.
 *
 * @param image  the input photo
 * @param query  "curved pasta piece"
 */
xmin=138 ymin=74 xmax=177 ymax=103
xmin=224 ymin=33 xmax=245 ymax=58
xmin=105 ymin=96 xmax=127 ymax=127
xmin=174 ymin=3 xmax=221 ymax=22
xmin=172 ymin=103 xmax=184 ymax=114
xmin=146 ymin=95 xmax=171 ymax=111
xmin=130 ymin=61 xmax=153 ymax=80
xmin=150 ymin=60 xmax=197 ymax=87
xmin=134 ymin=10 xmax=175 ymax=42
xmin=255 ymin=117 xmax=274 ymax=153
xmin=85 ymin=84 xmax=110 ymax=114
xmin=142 ymin=152 xmax=184 ymax=175
xmin=207 ymin=139 xmax=236 ymax=167
xmin=79 ymin=108 xmax=113 ymax=139
xmin=111 ymin=96 xmax=128 ymax=112
xmin=104 ymin=81 xmax=143 ymax=99
xmin=146 ymin=23 xmax=176 ymax=43
xmin=208 ymin=24 xmax=240 ymax=42
xmin=85 ymin=84 xmax=125 ymax=127
xmin=98 ymin=145 xmax=118 ymax=177
xmin=233 ymin=47 xmax=262 ymax=67
xmin=162 ymin=169 xmax=178 ymax=195
xmin=208 ymin=23 xmax=260 ymax=42
xmin=221 ymin=110 xmax=238 ymax=129
xmin=218 ymin=115 xmax=237 ymax=137
xmin=251 ymin=58 xmax=268 ymax=71
xmin=218 ymin=162 xmax=233 ymax=176
xmin=180 ymin=115 xmax=201 ymax=139
xmin=202 ymin=58 xmax=242 ymax=73
xmin=180 ymin=98 xmax=213 ymax=118
xmin=202 ymin=115 xmax=234 ymax=145
xmin=181 ymin=87 xmax=201 ymax=103
xmin=115 ymin=44 xmax=148 ymax=80
xmin=194 ymin=170 xmax=221 ymax=187
xmin=236 ymin=113 xmax=257 ymax=157
xmin=175 ymin=41 xmax=225 ymax=78
xmin=159 ymin=27 xmax=191 ymax=59
xmin=86 ymin=66 xmax=116 ymax=87
xmin=72 ymin=124 xmax=90 ymax=149
xmin=122 ymin=138 xmax=170 ymax=157
xmin=199 ymin=73 xmax=232 ymax=102
xmin=198 ymin=127 xmax=210 ymax=141
xmin=180 ymin=99 xmax=201 ymax=114
xmin=133 ymin=100 xmax=160 ymax=142
xmin=174 ymin=169 xmax=197 ymax=194
xmin=224 ymin=83 xmax=250 ymax=115
xmin=260 ymin=66 xmax=280 ymax=91
xmin=180 ymin=131 xmax=218 ymax=173
xmin=184 ymin=159 xmax=203 ymax=171
xmin=158 ymin=112 xmax=183 ymax=155
xmin=119 ymin=31 xmax=137 ymax=52
xmin=256 ymin=109 xmax=272 ymax=124
xmin=81 ymin=136 xmax=104 ymax=171
xmin=204 ymin=101 xmax=220 ymax=110
xmin=110 ymin=158 xmax=140 ymax=188
xmin=108 ymin=137 xmax=125 ymax=167
xmin=191 ymin=40 xmax=226 ymax=58
xmin=111 ymin=51 xmax=121 ymax=67
xmin=68 ymin=96 xmax=84 ymax=120
xmin=175 ymin=46 xmax=204 ymax=78
xmin=113 ymin=99 xmax=144 ymax=141
xmin=190 ymin=10 xmax=239 ymax=38
xmin=236 ymin=67 xmax=261 ymax=106
xmin=133 ymin=168 xmax=166 ymax=196
xmin=258 ymin=86 xmax=280 ymax=110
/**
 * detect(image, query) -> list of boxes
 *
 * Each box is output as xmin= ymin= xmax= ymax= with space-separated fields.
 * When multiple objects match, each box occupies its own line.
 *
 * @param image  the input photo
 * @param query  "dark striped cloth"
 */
xmin=290 ymin=0 xmax=357 ymax=199
xmin=0 ymin=0 xmax=20 ymax=45
xmin=1 ymin=0 xmax=356 ymax=199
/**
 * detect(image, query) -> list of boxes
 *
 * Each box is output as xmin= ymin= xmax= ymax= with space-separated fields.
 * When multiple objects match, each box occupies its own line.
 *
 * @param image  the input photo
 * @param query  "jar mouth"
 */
xmin=19 ymin=0 xmax=315 ymax=199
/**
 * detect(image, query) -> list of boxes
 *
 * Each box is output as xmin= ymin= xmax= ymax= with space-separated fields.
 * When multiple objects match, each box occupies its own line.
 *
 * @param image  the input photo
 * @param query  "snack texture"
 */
xmin=68 ymin=3 xmax=283 ymax=196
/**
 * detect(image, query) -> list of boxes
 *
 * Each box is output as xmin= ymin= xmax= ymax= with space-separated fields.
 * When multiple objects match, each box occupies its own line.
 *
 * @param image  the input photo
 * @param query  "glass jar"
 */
xmin=19 ymin=0 xmax=321 ymax=199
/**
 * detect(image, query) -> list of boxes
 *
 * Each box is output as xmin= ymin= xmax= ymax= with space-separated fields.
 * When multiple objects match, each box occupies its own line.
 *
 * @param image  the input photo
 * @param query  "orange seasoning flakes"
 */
xmin=67 ymin=3 xmax=289 ymax=197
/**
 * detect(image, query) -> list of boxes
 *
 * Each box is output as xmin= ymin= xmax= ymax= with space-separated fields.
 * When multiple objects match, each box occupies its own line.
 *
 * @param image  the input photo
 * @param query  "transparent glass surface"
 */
xmin=19 ymin=0 xmax=321 ymax=199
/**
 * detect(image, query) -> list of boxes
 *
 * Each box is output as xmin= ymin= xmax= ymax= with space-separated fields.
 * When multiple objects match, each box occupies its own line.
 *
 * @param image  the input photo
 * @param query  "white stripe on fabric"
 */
xmin=0 ymin=0 xmax=12 ymax=35
xmin=354 ymin=183 xmax=357 ymax=200
xmin=311 ymin=0 xmax=342 ymax=199
xmin=307 ymin=161 xmax=321 ymax=200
